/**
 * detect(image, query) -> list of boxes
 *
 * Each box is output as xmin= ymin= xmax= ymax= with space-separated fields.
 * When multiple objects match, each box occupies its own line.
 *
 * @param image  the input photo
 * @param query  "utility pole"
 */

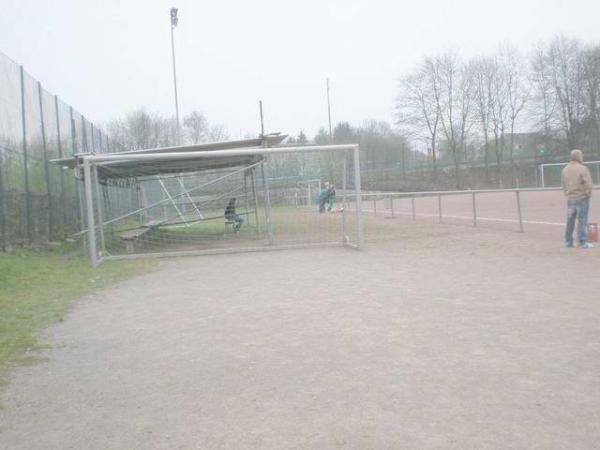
xmin=326 ymin=78 xmax=333 ymax=143
xmin=259 ymin=100 xmax=265 ymax=136
xmin=170 ymin=7 xmax=180 ymax=141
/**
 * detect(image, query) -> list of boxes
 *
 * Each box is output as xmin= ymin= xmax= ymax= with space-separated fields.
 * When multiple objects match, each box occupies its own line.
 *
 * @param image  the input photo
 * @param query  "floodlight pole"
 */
xmin=259 ymin=100 xmax=265 ymax=136
xmin=327 ymin=78 xmax=333 ymax=143
xmin=170 ymin=7 xmax=181 ymax=139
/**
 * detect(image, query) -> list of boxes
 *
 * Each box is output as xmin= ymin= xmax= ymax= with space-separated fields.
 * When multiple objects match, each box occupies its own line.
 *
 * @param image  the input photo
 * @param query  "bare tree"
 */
xmin=531 ymin=42 xmax=557 ymax=153
xmin=207 ymin=124 xmax=229 ymax=142
xmin=498 ymin=44 xmax=530 ymax=185
xmin=547 ymin=36 xmax=586 ymax=149
xmin=436 ymin=51 xmax=473 ymax=188
xmin=395 ymin=57 xmax=441 ymax=176
xmin=471 ymin=56 xmax=496 ymax=178
xmin=582 ymin=45 xmax=600 ymax=156
xmin=183 ymin=111 xmax=208 ymax=144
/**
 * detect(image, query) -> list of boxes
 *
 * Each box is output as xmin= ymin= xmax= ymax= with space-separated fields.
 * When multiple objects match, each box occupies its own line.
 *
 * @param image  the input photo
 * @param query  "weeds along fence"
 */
xmin=0 ymin=51 xmax=121 ymax=250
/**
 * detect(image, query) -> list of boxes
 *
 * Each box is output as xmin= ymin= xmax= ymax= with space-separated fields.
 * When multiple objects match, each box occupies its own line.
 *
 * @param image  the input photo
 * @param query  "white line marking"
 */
xmin=363 ymin=210 xmax=564 ymax=227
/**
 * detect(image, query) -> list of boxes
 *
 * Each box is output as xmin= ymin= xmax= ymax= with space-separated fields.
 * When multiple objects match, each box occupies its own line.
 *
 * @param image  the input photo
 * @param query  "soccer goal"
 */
xmin=539 ymin=161 xmax=600 ymax=187
xmin=55 ymin=137 xmax=363 ymax=266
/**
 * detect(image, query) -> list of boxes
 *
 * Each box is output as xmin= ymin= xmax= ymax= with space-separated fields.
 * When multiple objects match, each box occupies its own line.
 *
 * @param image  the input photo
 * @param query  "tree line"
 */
xmin=107 ymin=109 xmax=229 ymax=150
xmin=104 ymin=35 xmax=599 ymax=190
xmin=395 ymin=35 xmax=600 ymax=187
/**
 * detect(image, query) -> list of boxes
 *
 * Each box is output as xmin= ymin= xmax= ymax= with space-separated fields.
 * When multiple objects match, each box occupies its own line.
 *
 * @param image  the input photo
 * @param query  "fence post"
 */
xmin=353 ymin=147 xmax=363 ymax=247
xmin=438 ymin=193 xmax=443 ymax=223
xmin=250 ymin=167 xmax=260 ymax=235
xmin=516 ymin=190 xmax=524 ymax=232
xmin=90 ymin=123 xmax=95 ymax=153
xmin=373 ymin=197 xmax=377 ymax=216
xmin=54 ymin=96 xmax=67 ymax=232
xmin=19 ymin=66 xmax=32 ymax=243
xmin=38 ymin=82 xmax=53 ymax=241
xmin=390 ymin=196 xmax=395 ymax=219
xmin=260 ymin=161 xmax=274 ymax=245
xmin=472 ymin=192 xmax=477 ymax=227
xmin=92 ymin=164 xmax=106 ymax=256
xmin=411 ymin=196 xmax=416 ymax=220
xmin=342 ymin=153 xmax=347 ymax=243
xmin=71 ymin=107 xmax=87 ymax=255
xmin=80 ymin=116 xmax=87 ymax=152
xmin=82 ymin=157 xmax=98 ymax=266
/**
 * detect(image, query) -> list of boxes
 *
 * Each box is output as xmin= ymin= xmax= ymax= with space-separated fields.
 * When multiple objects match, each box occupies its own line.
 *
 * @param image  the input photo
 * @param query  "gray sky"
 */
xmin=2 ymin=0 xmax=599 ymax=139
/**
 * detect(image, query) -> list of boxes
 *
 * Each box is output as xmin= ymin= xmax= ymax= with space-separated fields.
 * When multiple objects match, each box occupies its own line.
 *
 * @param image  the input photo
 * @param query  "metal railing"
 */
xmin=359 ymin=186 xmax=600 ymax=233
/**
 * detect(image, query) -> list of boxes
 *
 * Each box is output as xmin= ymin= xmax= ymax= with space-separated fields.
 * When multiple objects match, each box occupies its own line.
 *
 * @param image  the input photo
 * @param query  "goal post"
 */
xmin=539 ymin=161 xmax=600 ymax=188
xmin=75 ymin=143 xmax=362 ymax=266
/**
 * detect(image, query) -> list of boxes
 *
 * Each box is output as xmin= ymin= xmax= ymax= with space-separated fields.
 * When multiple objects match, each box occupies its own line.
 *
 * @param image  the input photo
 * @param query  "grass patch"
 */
xmin=0 ymin=242 xmax=155 ymax=378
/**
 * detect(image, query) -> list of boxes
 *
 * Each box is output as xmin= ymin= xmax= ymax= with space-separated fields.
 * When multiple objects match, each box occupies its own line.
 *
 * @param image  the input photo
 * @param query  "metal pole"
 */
xmin=472 ymin=192 xmax=477 ymax=227
xmin=54 ymin=95 xmax=67 ymax=232
xmin=342 ymin=152 xmax=347 ymax=243
xmin=92 ymin=164 xmax=106 ymax=255
xmin=178 ymin=176 xmax=203 ymax=218
xmin=516 ymin=190 xmax=524 ymax=232
xmin=158 ymin=178 xmax=187 ymax=223
xmin=90 ymin=123 xmax=95 ymax=153
xmin=71 ymin=109 xmax=85 ymax=228
xmin=170 ymin=9 xmax=180 ymax=136
xmin=19 ymin=66 xmax=32 ymax=243
xmin=244 ymin=171 xmax=249 ymax=225
xmin=83 ymin=158 xmax=98 ymax=266
xmin=81 ymin=116 xmax=87 ymax=152
xmin=540 ymin=165 xmax=545 ymax=188
xmin=160 ymin=178 xmax=168 ymax=220
xmin=353 ymin=147 xmax=363 ymax=247
xmin=411 ymin=196 xmax=416 ymax=221
xmin=326 ymin=78 xmax=333 ymax=143
xmin=373 ymin=198 xmax=377 ymax=216
xmin=38 ymin=82 xmax=53 ymax=241
xmin=390 ymin=196 xmax=395 ymax=219
xmin=438 ymin=193 xmax=443 ymax=223
xmin=251 ymin=167 xmax=260 ymax=234
xmin=259 ymin=100 xmax=265 ymax=136
xmin=261 ymin=161 xmax=274 ymax=245
xmin=596 ymin=164 xmax=600 ymax=186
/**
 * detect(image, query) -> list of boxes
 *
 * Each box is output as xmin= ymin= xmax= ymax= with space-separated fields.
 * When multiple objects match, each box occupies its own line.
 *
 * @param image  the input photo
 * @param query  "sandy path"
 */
xmin=1 ymin=221 xmax=599 ymax=449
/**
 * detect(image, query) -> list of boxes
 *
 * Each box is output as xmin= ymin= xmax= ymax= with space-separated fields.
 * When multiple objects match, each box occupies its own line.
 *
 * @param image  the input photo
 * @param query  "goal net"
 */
xmin=75 ymin=142 xmax=362 ymax=265
xmin=539 ymin=161 xmax=600 ymax=187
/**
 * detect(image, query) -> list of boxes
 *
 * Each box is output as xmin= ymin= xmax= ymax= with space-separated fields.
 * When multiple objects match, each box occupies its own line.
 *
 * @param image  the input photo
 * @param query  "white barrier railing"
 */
xmin=358 ymin=186 xmax=600 ymax=232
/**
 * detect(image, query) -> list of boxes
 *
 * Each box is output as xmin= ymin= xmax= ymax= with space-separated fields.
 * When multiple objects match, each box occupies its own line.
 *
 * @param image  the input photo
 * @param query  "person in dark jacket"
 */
xmin=317 ymin=182 xmax=330 ymax=213
xmin=224 ymin=198 xmax=244 ymax=232
xmin=327 ymin=184 xmax=336 ymax=212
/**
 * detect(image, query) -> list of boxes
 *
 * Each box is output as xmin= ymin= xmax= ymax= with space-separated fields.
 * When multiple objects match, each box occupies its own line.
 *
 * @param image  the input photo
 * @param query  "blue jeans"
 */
xmin=565 ymin=198 xmax=590 ymax=246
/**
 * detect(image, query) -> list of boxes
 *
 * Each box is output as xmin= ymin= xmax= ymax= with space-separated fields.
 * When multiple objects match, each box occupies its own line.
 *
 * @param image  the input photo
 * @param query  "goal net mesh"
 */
xmin=541 ymin=161 xmax=600 ymax=187
xmin=83 ymin=146 xmax=361 ymax=262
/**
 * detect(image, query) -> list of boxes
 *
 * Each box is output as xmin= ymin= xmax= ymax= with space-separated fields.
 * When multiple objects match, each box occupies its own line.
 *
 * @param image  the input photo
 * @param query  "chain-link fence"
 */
xmin=0 ymin=51 xmax=121 ymax=250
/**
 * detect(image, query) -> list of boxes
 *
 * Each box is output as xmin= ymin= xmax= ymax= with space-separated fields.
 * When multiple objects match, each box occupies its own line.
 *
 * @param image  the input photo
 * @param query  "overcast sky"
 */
xmin=1 ymin=0 xmax=600 ymax=139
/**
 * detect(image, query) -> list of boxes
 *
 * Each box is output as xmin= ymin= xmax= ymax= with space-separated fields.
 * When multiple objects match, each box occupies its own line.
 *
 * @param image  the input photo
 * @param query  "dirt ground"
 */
xmin=1 ymin=215 xmax=600 ymax=449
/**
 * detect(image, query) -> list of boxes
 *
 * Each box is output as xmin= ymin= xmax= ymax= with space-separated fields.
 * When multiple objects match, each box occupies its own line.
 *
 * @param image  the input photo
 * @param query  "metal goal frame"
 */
xmin=73 ymin=143 xmax=362 ymax=266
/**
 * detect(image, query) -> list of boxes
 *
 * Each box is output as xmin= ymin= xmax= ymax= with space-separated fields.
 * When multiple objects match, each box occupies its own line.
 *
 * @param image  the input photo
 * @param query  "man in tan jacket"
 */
xmin=561 ymin=149 xmax=594 ymax=248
